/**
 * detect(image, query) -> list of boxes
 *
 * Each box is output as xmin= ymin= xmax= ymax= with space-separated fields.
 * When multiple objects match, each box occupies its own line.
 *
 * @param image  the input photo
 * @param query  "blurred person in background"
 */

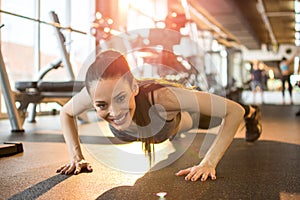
xmin=250 ymin=60 xmax=266 ymax=104
xmin=279 ymin=48 xmax=299 ymax=105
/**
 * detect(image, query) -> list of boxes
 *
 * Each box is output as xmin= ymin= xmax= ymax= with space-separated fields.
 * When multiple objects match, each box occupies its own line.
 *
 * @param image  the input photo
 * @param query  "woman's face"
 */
xmin=90 ymin=77 xmax=138 ymax=130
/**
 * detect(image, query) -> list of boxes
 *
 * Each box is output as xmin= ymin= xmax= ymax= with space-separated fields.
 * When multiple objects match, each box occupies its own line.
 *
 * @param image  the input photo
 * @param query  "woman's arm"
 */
xmin=286 ymin=48 xmax=300 ymax=65
xmin=57 ymin=87 xmax=94 ymax=174
xmin=189 ymin=94 xmax=244 ymax=181
xmin=155 ymin=87 xmax=245 ymax=181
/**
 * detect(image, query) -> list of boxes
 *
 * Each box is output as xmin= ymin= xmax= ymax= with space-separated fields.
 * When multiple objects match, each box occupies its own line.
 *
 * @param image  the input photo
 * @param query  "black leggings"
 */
xmin=281 ymin=75 xmax=293 ymax=97
xmin=197 ymin=103 xmax=250 ymax=129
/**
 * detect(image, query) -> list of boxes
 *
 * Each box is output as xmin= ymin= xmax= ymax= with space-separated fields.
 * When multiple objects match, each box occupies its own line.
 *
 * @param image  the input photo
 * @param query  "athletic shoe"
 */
xmin=244 ymin=105 xmax=262 ymax=142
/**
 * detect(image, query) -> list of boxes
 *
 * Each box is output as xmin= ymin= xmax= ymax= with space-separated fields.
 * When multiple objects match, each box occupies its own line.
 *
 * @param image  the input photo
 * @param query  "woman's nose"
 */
xmin=107 ymin=104 xmax=120 ymax=117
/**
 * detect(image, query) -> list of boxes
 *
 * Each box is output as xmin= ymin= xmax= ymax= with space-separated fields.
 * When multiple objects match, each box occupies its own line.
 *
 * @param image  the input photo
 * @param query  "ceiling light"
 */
xmin=171 ymin=12 xmax=177 ymax=18
xmin=156 ymin=21 xmax=166 ymax=29
xmin=96 ymin=12 xmax=102 ymax=20
xmin=107 ymin=18 xmax=114 ymax=25
xmin=295 ymin=39 xmax=300 ymax=46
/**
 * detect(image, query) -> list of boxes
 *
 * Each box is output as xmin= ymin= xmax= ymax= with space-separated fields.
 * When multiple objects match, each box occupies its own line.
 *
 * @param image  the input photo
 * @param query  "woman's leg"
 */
xmin=281 ymin=77 xmax=286 ymax=100
xmin=239 ymin=103 xmax=262 ymax=142
xmin=180 ymin=104 xmax=261 ymax=142
xmin=189 ymin=103 xmax=256 ymax=128
xmin=178 ymin=112 xmax=223 ymax=133
xmin=281 ymin=76 xmax=287 ymax=104
xmin=287 ymin=75 xmax=293 ymax=103
xmin=188 ymin=112 xmax=223 ymax=130
xmin=197 ymin=115 xmax=223 ymax=129
xmin=240 ymin=103 xmax=250 ymax=117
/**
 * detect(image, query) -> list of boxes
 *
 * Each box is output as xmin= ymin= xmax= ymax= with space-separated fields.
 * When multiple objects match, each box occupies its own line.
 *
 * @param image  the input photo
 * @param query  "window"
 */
xmin=0 ymin=0 xmax=95 ymax=116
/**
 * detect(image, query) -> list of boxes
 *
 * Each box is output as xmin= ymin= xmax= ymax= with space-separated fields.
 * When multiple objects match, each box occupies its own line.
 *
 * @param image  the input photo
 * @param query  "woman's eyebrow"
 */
xmin=113 ymin=91 xmax=125 ymax=100
xmin=93 ymin=91 xmax=125 ymax=103
xmin=94 ymin=100 xmax=106 ymax=104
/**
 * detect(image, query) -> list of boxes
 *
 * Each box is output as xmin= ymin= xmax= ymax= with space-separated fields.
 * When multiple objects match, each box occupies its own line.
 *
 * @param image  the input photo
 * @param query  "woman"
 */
xmin=280 ymin=57 xmax=294 ymax=105
xmin=279 ymin=48 xmax=299 ymax=104
xmin=57 ymin=50 xmax=260 ymax=182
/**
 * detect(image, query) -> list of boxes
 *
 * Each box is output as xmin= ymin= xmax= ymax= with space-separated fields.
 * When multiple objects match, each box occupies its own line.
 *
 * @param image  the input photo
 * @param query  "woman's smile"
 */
xmin=108 ymin=112 xmax=129 ymax=126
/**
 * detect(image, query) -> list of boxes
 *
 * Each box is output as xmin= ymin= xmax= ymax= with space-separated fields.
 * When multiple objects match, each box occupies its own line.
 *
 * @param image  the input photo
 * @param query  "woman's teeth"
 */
xmin=113 ymin=113 xmax=127 ymax=125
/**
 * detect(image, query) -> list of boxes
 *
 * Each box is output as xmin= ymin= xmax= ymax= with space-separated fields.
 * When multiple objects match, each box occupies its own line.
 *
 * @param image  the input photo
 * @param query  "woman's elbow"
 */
xmin=227 ymin=100 xmax=245 ymax=120
xmin=60 ymin=104 xmax=74 ymax=121
xmin=234 ymin=103 xmax=245 ymax=122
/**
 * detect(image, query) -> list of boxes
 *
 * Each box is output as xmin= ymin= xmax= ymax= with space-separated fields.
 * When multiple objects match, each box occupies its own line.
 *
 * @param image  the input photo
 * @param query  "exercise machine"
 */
xmin=0 ymin=11 xmax=85 ymax=133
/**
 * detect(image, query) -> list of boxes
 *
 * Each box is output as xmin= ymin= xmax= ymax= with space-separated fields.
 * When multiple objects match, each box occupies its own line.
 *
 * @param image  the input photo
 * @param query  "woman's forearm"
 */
xmin=60 ymin=109 xmax=84 ymax=162
xmin=199 ymin=102 xmax=244 ymax=168
xmin=60 ymin=87 xmax=93 ymax=161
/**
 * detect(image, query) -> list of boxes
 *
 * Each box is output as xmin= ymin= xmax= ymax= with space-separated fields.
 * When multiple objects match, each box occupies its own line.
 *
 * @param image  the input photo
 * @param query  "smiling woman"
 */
xmin=57 ymin=49 xmax=261 ymax=182
xmin=85 ymin=50 xmax=137 ymax=131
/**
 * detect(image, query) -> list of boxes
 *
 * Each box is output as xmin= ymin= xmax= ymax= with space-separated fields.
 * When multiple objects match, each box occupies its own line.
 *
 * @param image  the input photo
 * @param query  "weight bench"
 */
xmin=14 ymin=80 xmax=85 ymax=126
xmin=15 ymin=81 xmax=84 ymax=93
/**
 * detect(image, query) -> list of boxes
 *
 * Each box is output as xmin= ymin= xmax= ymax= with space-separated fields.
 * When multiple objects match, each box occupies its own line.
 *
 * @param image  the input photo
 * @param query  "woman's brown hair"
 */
xmin=85 ymin=50 xmax=134 ymax=95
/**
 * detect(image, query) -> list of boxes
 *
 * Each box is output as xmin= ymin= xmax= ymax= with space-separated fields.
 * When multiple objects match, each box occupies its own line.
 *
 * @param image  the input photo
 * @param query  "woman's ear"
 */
xmin=132 ymin=80 xmax=139 ymax=96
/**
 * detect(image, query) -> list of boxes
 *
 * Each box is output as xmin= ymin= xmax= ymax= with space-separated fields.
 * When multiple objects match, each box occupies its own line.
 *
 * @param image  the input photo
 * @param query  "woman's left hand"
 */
xmin=175 ymin=165 xmax=216 ymax=182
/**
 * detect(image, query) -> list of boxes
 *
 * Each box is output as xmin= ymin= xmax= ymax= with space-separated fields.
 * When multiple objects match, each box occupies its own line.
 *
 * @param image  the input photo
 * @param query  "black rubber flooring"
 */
xmin=1 ymin=104 xmax=300 ymax=200
xmin=96 ymin=133 xmax=300 ymax=200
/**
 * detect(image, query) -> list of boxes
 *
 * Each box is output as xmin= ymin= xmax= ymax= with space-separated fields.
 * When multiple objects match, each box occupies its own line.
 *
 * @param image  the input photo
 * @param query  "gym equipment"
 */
xmin=0 ymin=142 xmax=23 ymax=157
xmin=0 ymin=11 xmax=85 ymax=132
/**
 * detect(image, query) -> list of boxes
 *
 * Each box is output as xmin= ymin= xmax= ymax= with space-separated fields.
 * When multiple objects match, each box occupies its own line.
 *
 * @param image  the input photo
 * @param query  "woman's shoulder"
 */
xmin=137 ymin=78 xmax=188 ymax=90
xmin=137 ymin=78 xmax=198 ymax=104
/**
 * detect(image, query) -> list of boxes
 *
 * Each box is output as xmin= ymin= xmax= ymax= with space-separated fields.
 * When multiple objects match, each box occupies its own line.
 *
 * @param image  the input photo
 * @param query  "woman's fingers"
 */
xmin=57 ymin=160 xmax=93 ymax=175
xmin=65 ymin=164 xmax=75 ymax=174
xmin=56 ymin=164 xmax=66 ymax=173
xmin=57 ymin=164 xmax=69 ymax=174
xmin=57 ymin=163 xmax=75 ymax=175
xmin=175 ymin=167 xmax=191 ymax=176
xmin=210 ymin=172 xmax=217 ymax=180
xmin=74 ymin=165 xmax=81 ymax=175
xmin=86 ymin=164 xmax=93 ymax=172
xmin=176 ymin=166 xmax=197 ymax=181
xmin=200 ymin=172 xmax=209 ymax=181
xmin=187 ymin=166 xmax=201 ymax=181
xmin=176 ymin=165 xmax=216 ymax=182
xmin=74 ymin=160 xmax=93 ymax=174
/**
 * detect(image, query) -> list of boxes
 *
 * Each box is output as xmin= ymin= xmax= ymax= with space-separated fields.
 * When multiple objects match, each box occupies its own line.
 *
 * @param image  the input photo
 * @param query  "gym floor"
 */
xmin=0 ymin=104 xmax=299 ymax=200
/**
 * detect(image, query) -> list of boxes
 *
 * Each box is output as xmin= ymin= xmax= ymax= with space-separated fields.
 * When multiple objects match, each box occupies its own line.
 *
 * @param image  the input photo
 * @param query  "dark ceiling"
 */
xmin=187 ymin=0 xmax=296 ymax=50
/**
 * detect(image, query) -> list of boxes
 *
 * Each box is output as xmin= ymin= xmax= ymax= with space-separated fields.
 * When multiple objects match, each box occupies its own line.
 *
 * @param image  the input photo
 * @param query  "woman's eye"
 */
xmin=96 ymin=103 xmax=107 ymax=110
xmin=116 ymin=95 xmax=126 ymax=103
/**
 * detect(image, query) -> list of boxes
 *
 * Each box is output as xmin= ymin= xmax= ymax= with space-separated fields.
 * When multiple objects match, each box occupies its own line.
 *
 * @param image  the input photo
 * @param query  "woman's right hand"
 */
xmin=56 ymin=159 xmax=93 ymax=175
